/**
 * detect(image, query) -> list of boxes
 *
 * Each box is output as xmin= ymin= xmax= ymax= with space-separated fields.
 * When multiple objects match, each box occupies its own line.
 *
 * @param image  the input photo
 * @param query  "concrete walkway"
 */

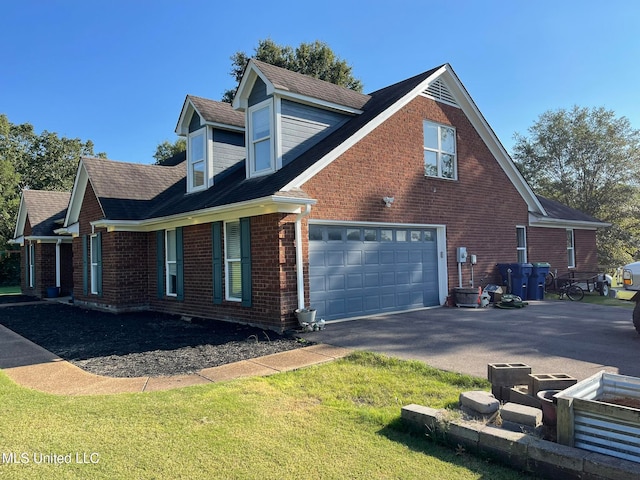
xmin=0 ymin=322 xmax=351 ymax=395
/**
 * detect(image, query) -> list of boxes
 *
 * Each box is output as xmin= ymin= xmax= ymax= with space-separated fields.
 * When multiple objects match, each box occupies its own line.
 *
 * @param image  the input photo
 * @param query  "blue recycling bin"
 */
xmin=528 ymin=262 xmax=550 ymax=300
xmin=497 ymin=263 xmax=533 ymax=299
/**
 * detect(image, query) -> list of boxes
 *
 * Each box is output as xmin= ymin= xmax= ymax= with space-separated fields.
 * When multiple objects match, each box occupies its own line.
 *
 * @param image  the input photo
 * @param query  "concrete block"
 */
xmin=508 ymin=386 xmax=541 ymax=408
xmin=491 ymin=384 xmax=511 ymax=402
xmin=488 ymin=363 xmax=532 ymax=387
xmin=447 ymin=421 xmax=482 ymax=451
xmin=459 ymin=391 xmax=499 ymax=414
xmin=527 ymin=436 xmax=587 ymax=480
xmin=584 ymin=450 xmax=640 ymax=479
xmin=528 ymin=373 xmax=577 ymax=395
xmin=401 ymin=404 xmax=443 ymax=433
xmin=478 ymin=425 xmax=531 ymax=470
xmin=500 ymin=402 xmax=542 ymax=427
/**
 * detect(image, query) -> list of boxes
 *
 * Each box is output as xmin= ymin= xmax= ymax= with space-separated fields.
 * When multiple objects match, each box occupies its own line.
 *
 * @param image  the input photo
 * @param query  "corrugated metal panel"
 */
xmin=575 ymin=409 xmax=640 ymax=462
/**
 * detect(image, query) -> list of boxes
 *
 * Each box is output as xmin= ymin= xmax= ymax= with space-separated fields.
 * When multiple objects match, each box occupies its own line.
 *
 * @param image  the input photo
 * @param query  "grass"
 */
xmin=0 ymin=285 xmax=20 ymax=295
xmin=548 ymin=290 xmax=636 ymax=309
xmin=0 ymin=352 xmax=535 ymax=479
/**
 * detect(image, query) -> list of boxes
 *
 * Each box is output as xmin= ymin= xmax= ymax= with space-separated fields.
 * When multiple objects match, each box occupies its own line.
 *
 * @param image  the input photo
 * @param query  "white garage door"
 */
xmin=309 ymin=224 xmax=439 ymax=320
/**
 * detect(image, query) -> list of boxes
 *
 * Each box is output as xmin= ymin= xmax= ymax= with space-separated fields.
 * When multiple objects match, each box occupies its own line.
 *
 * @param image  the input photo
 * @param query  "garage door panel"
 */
xmin=364 ymin=251 xmax=379 ymax=264
xmin=347 ymin=273 xmax=362 ymax=288
xmin=364 ymin=272 xmax=379 ymax=287
xmin=328 ymin=274 xmax=345 ymax=291
xmin=347 ymin=251 xmax=362 ymax=265
xmin=310 ymin=225 xmax=439 ymax=320
xmin=380 ymin=251 xmax=395 ymax=264
xmin=327 ymin=251 xmax=345 ymax=266
xmin=381 ymin=271 xmax=395 ymax=286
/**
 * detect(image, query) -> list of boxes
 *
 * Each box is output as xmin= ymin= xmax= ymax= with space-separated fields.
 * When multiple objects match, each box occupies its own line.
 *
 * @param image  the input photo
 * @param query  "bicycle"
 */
xmin=557 ymin=281 xmax=584 ymax=301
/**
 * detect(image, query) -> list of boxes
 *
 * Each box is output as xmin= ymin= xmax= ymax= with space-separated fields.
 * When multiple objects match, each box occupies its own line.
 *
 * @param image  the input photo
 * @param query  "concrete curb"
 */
xmin=402 ymin=404 xmax=640 ymax=480
xmin=0 ymin=323 xmax=352 ymax=395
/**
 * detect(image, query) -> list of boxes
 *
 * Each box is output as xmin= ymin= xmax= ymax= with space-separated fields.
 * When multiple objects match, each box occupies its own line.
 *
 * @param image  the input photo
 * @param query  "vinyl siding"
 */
xmin=281 ymin=100 xmax=348 ymax=166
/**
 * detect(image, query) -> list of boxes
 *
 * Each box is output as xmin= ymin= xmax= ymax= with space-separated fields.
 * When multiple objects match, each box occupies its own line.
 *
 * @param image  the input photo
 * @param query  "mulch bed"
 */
xmin=0 ymin=301 xmax=309 ymax=378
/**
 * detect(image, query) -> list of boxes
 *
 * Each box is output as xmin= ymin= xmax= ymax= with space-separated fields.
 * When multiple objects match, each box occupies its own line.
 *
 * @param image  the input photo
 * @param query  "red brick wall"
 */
xmin=528 ymin=227 xmax=599 ymax=277
xmin=147 ymin=215 xmax=300 ymax=331
xmin=302 ymin=95 xmax=530 ymax=290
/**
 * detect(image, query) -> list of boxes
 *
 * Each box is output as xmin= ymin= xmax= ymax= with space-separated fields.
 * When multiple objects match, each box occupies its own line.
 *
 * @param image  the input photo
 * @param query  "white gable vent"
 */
xmin=422 ymin=79 xmax=459 ymax=107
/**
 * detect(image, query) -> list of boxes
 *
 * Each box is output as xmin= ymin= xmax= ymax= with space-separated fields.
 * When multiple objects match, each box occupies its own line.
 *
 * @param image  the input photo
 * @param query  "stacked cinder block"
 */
xmin=487 ymin=363 xmax=577 ymax=408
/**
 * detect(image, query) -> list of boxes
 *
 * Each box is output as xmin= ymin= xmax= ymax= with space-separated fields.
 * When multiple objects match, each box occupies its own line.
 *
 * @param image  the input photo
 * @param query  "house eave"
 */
xmin=528 ymin=213 xmax=611 ymax=230
xmin=92 ymin=195 xmax=317 ymax=232
xmin=21 ymin=235 xmax=73 ymax=244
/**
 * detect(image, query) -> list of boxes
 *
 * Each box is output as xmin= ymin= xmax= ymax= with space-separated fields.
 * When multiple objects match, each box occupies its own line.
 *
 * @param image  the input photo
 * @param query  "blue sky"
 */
xmin=2 ymin=0 xmax=639 ymax=165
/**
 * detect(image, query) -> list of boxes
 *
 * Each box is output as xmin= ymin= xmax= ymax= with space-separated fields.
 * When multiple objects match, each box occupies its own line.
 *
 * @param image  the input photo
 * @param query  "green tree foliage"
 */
xmin=0 ymin=114 xmax=106 ymax=253
xmin=512 ymin=106 xmax=640 ymax=265
xmin=221 ymin=39 xmax=363 ymax=102
xmin=153 ymin=138 xmax=186 ymax=165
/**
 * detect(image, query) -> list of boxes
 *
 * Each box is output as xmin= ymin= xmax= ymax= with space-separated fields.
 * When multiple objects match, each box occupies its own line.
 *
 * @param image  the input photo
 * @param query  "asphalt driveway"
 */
xmin=302 ymin=300 xmax=639 ymax=381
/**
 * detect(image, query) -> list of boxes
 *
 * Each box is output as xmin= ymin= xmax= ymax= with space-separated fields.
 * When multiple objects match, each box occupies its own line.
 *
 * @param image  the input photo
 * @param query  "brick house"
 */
xmin=14 ymin=61 xmax=608 ymax=330
xmin=12 ymin=190 xmax=73 ymax=297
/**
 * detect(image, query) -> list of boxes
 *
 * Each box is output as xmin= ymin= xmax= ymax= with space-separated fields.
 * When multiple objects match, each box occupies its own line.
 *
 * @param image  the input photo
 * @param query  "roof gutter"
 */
xmin=91 ymin=194 xmax=317 ymax=232
xmin=528 ymin=213 xmax=611 ymax=229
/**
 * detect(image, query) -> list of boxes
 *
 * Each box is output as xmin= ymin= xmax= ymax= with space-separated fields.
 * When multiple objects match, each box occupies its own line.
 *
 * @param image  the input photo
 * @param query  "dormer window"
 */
xmin=248 ymin=100 xmax=274 ymax=176
xmin=188 ymin=129 xmax=206 ymax=191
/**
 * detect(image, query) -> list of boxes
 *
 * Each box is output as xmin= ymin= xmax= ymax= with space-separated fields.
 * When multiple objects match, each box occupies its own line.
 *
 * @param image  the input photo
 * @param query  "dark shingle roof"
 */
xmin=188 ymin=95 xmax=245 ymax=128
xmin=23 ymin=190 xmax=71 ymax=236
xmin=251 ymin=59 xmax=371 ymax=110
xmin=536 ymin=195 xmax=605 ymax=223
xmin=82 ymin=157 xmax=186 ymax=220
xmin=92 ymin=66 xmax=442 ymax=222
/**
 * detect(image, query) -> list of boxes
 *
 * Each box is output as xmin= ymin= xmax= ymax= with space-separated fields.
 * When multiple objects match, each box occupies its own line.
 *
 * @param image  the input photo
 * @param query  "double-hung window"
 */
xmin=188 ymin=130 xmax=206 ymax=191
xmin=90 ymin=234 xmax=100 ymax=294
xmin=516 ymin=226 xmax=527 ymax=263
xmin=567 ymin=229 xmax=575 ymax=268
xmin=248 ymin=100 xmax=273 ymax=176
xmin=423 ymin=121 xmax=456 ymax=179
xmin=166 ymin=230 xmax=178 ymax=296
xmin=225 ymin=221 xmax=242 ymax=301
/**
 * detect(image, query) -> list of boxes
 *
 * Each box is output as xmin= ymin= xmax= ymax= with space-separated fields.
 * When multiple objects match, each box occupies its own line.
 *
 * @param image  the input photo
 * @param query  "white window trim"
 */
xmin=90 ymin=234 xmax=99 ymax=295
xmin=516 ymin=226 xmax=527 ymax=263
xmin=224 ymin=220 xmax=242 ymax=302
xmin=165 ymin=229 xmax=177 ymax=297
xmin=28 ymin=242 xmax=35 ymax=288
xmin=247 ymin=99 xmax=275 ymax=178
xmin=423 ymin=120 xmax=457 ymax=180
xmin=187 ymin=128 xmax=210 ymax=193
xmin=567 ymin=229 xmax=576 ymax=268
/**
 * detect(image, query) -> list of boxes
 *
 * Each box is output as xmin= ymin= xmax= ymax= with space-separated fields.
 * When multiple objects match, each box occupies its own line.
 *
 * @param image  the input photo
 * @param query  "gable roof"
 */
xmin=74 ymin=61 xmax=606 ymax=232
xmin=13 ymin=190 xmax=71 ymax=239
xmin=232 ymin=59 xmax=370 ymax=113
xmin=64 ymin=157 xmax=187 ymax=227
xmin=175 ymin=96 xmax=244 ymax=136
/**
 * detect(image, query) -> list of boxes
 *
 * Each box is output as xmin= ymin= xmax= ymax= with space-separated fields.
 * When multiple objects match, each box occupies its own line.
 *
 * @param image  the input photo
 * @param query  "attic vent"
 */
xmin=423 ymin=79 xmax=459 ymax=107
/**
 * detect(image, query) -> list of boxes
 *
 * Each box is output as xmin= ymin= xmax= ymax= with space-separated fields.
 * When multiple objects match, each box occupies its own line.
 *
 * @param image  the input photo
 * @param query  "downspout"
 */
xmin=294 ymin=204 xmax=312 ymax=310
xmin=55 ymin=239 xmax=62 ymax=288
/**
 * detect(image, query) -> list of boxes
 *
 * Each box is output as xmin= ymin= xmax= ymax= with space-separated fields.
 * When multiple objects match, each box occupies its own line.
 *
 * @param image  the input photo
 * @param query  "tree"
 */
xmin=0 ymin=114 xmax=106 ymax=263
xmin=512 ymin=106 xmax=640 ymax=266
xmin=221 ymin=39 xmax=363 ymax=102
xmin=153 ymin=138 xmax=186 ymax=165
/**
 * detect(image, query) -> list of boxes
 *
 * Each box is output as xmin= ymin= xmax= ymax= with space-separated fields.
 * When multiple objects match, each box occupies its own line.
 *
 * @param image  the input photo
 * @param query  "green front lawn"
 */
xmin=0 ymin=352 xmax=532 ymax=479
xmin=0 ymin=285 xmax=20 ymax=295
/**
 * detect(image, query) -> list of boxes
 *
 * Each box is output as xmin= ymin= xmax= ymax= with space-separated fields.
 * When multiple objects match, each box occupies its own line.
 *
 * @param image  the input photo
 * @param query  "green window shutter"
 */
xmin=176 ymin=227 xmax=184 ymax=301
xmin=82 ymin=235 xmax=88 ymax=296
xmin=24 ymin=244 xmax=28 ymax=288
xmin=240 ymin=217 xmax=252 ymax=307
xmin=212 ymin=222 xmax=223 ymax=304
xmin=96 ymin=232 xmax=103 ymax=297
xmin=156 ymin=230 xmax=165 ymax=298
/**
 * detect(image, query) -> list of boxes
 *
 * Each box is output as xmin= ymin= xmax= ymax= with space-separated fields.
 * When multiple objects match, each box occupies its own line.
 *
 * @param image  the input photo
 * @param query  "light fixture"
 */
xmin=382 ymin=196 xmax=395 ymax=208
